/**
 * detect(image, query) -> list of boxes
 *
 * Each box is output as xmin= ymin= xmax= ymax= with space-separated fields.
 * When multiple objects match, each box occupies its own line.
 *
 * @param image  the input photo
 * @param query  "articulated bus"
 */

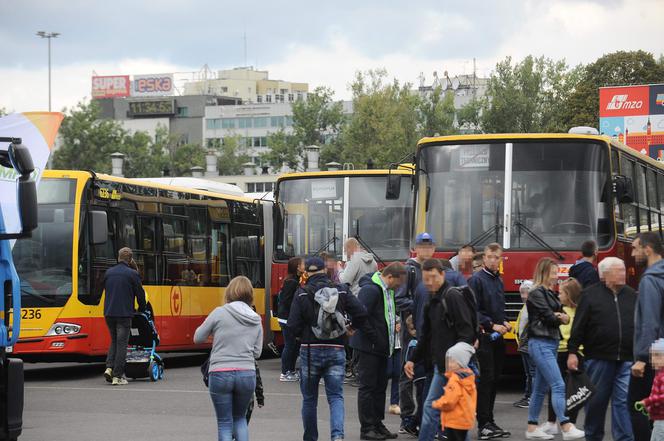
xmin=11 ymin=170 xmax=274 ymax=360
xmin=270 ymin=167 xmax=414 ymax=335
xmin=414 ymin=132 xmax=664 ymax=353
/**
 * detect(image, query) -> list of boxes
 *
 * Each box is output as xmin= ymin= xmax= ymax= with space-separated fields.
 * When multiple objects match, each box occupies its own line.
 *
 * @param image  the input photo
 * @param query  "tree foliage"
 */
xmin=417 ymin=86 xmax=456 ymax=137
xmin=216 ymin=135 xmax=251 ymax=176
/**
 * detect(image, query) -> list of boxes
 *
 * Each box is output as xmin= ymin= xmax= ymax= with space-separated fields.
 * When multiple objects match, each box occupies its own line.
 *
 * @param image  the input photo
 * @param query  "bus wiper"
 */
xmin=20 ymin=284 xmax=56 ymax=304
xmin=313 ymin=222 xmax=340 ymax=256
xmin=467 ymin=206 xmax=503 ymax=248
xmin=354 ymin=221 xmax=386 ymax=268
xmin=512 ymin=220 xmax=564 ymax=261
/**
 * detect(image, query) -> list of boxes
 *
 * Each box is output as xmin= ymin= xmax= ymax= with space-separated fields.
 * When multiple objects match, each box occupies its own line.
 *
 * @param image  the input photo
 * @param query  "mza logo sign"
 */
xmin=599 ymin=86 xmax=649 ymax=117
xmin=606 ymin=94 xmax=643 ymax=110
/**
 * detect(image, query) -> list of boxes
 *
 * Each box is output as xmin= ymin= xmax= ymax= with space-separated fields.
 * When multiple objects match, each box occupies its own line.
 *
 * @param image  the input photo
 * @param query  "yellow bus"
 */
xmin=12 ymin=170 xmax=274 ymax=360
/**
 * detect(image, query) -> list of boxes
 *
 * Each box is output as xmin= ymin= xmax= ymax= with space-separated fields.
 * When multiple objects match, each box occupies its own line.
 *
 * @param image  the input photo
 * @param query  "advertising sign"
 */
xmin=132 ymin=74 xmax=174 ymax=97
xmin=311 ymin=180 xmax=337 ymax=199
xmin=599 ymin=84 xmax=664 ymax=160
xmin=91 ymin=75 xmax=130 ymax=99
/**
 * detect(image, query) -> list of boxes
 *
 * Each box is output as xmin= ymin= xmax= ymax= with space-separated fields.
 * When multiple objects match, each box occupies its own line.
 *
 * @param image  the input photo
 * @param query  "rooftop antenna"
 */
xmin=243 ymin=30 xmax=248 ymax=68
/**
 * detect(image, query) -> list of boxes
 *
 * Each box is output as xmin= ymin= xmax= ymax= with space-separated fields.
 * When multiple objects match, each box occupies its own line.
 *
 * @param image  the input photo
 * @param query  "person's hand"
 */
xmin=404 ymin=361 xmax=414 ymax=379
xmin=337 ymin=261 xmax=345 ymax=270
xmin=473 ymin=339 xmax=479 ymax=349
xmin=395 ymin=322 xmax=401 ymax=333
xmin=567 ymin=353 xmax=579 ymax=371
xmin=555 ymin=312 xmax=570 ymax=325
xmin=632 ymin=361 xmax=646 ymax=378
xmin=503 ymin=321 xmax=512 ymax=332
xmin=346 ymin=326 xmax=356 ymax=337
xmin=492 ymin=323 xmax=508 ymax=335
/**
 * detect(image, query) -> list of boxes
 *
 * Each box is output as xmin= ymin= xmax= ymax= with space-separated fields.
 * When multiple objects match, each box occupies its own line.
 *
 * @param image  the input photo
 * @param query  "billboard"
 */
xmin=600 ymin=84 xmax=664 ymax=160
xmin=91 ymin=75 xmax=131 ymax=99
xmin=132 ymin=74 xmax=174 ymax=97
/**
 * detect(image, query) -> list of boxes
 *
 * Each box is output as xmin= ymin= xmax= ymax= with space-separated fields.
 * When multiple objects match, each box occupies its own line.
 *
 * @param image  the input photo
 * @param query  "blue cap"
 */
xmin=305 ymin=257 xmax=325 ymax=272
xmin=415 ymin=232 xmax=435 ymax=245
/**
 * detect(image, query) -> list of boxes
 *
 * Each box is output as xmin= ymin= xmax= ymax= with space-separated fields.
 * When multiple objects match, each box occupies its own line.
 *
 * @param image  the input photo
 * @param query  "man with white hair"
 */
xmin=567 ymin=257 xmax=637 ymax=441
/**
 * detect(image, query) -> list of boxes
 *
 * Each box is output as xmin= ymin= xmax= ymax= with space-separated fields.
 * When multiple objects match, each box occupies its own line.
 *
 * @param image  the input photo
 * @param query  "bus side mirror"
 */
xmin=17 ymin=178 xmax=38 ymax=234
xmin=386 ymin=174 xmax=401 ymax=200
xmin=613 ymin=175 xmax=635 ymax=204
xmin=90 ymin=210 xmax=108 ymax=245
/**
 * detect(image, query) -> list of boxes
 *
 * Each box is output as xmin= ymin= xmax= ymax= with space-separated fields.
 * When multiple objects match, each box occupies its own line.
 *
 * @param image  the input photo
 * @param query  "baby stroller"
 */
xmin=125 ymin=310 xmax=164 ymax=381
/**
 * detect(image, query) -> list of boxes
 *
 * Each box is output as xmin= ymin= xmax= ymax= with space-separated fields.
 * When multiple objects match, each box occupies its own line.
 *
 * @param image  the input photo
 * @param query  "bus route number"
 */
xmin=21 ymin=309 xmax=42 ymax=320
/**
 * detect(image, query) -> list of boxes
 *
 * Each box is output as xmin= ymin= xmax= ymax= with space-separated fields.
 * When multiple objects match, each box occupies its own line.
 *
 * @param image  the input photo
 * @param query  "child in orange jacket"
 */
xmin=432 ymin=342 xmax=477 ymax=441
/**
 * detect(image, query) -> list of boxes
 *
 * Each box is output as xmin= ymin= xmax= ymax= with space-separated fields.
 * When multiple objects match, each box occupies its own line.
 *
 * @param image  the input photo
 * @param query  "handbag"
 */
xmin=201 ymin=357 xmax=210 ymax=387
xmin=565 ymin=370 xmax=595 ymax=412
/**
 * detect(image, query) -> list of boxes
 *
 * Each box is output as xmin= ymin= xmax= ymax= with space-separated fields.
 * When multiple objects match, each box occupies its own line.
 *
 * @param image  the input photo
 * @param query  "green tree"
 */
xmin=340 ymin=69 xmax=420 ymax=167
xmin=457 ymin=98 xmax=483 ymax=133
xmin=417 ymin=86 xmax=456 ymax=137
xmin=262 ymin=129 xmax=299 ymax=171
xmin=563 ymin=50 xmax=664 ymax=128
xmin=216 ymin=135 xmax=251 ymax=176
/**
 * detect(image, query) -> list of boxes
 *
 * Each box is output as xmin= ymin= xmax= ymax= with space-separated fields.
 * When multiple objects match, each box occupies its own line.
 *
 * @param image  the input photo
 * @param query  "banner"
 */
xmin=132 ymin=74 xmax=174 ymax=97
xmin=92 ymin=75 xmax=131 ymax=99
xmin=0 ymin=112 xmax=63 ymax=235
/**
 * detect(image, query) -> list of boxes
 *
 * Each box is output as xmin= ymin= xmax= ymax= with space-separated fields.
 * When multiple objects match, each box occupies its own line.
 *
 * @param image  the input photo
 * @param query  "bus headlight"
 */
xmin=47 ymin=323 xmax=81 ymax=336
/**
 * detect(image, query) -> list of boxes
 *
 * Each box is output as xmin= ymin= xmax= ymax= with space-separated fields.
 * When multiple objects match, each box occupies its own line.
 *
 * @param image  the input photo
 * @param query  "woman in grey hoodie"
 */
xmin=194 ymin=276 xmax=263 ymax=441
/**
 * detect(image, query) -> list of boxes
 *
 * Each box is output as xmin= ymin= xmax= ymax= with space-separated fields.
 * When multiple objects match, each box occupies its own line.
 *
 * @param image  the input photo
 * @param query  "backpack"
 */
xmin=441 ymin=285 xmax=480 ymax=342
xmin=304 ymin=284 xmax=347 ymax=340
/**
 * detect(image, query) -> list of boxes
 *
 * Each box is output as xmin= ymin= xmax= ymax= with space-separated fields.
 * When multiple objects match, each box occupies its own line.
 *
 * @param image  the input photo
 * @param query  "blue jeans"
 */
xmin=583 ymin=359 xmax=633 ymax=441
xmin=527 ymin=337 xmax=569 ymax=425
xmin=387 ymin=349 xmax=401 ymax=406
xmin=280 ymin=323 xmax=299 ymax=374
xmin=209 ymin=370 xmax=256 ymax=441
xmin=418 ymin=366 xmax=447 ymax=441
xmin=299 ymin=346 xmax=346 ymax=441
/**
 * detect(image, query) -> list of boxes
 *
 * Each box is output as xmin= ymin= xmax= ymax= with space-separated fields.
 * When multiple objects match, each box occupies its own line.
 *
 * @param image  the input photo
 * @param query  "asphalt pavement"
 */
xmin=21 ymin=354 xmax=589 ymax=441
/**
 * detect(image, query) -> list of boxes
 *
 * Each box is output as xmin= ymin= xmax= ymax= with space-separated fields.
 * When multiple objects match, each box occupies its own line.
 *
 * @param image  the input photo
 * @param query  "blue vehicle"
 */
xmin=0 ymin=137 xmax=38 ymax=441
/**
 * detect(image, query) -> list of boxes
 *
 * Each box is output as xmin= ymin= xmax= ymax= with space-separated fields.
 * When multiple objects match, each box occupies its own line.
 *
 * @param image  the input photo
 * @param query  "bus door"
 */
xmin=161 ymin=216 xmax=191 ymax=347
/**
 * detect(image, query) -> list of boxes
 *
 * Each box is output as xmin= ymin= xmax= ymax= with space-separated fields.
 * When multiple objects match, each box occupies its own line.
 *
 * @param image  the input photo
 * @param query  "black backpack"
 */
xmin=441 ymin=285 xmax=480 ymax=342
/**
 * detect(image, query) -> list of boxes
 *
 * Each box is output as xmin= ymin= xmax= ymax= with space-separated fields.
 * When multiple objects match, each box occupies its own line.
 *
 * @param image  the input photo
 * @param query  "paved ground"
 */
xmin=20 ymin=354 xmax=588 ymax=441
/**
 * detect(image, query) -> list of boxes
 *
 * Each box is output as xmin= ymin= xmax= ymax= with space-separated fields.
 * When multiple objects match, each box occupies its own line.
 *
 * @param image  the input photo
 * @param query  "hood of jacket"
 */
xmin=224 ymin=301 xmax=262 ymax=327
xmin=643 ymin=259 xmax=664 ymax=280
xmin=358 ymin=273 xmax=376 ymax=289
xmin=446 ymin=368 xmax=476 ymax=392
xmin=353 ymin=250 xmax=376 ymax=265
xmin=406 ymin=257 xmax=422 ymax=269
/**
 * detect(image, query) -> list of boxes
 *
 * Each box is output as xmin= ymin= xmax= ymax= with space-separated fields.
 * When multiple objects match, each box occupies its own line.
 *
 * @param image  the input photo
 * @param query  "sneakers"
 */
xmin=360 ymin=429 xmax=386 ymax=440
xmin=561 ymin=424 xmax=585 ymax=440
xmin=478 ymin=422 xmax=509 ymax=439
xmin=398 ymin=425 xmax=418 ymax=437
xmin=376 ymin=424 xmax=398 ymax=439
xmin=111 ymin=376 xmax=128 ymax=386
xmin=104 ymin=368 xmax=113 ymax=383
xmin=388 ymin=404 xmax=401 ymax=415
xmin=539 ymin=422 xmax=558 ymax=435
xmin=513 ymin=396 xmax=530 ymax=408
xmin=279 ymin=371 xmax=299 ymax=382
xmin=489 ymin=422 xmax=510 ymax=438
xmin=525 ymin=428 xmax=554 ymax=440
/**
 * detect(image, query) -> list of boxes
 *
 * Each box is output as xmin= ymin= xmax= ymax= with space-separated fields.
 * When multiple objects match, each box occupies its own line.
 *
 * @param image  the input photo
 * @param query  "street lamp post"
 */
xmin=36 ymin=31 xmax=60 ymax=112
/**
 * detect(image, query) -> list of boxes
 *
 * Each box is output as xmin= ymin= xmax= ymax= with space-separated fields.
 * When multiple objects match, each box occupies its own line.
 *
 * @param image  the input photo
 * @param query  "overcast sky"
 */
xmin=1 ymin=0 xmax=662 ymax=112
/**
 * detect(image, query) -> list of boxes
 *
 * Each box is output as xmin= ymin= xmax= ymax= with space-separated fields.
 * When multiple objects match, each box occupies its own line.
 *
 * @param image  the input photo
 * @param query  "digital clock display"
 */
xmin=128 ymin=100 xmax=175 ymax=116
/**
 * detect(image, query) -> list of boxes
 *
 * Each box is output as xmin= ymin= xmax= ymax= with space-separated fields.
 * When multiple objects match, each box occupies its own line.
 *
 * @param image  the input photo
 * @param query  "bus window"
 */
xmin=210 ymin=223 xmax=230 ymax=286
xmin=231 ymin=201 xmax=263 ymax=287
xmin=163 ymin=217 xmax=185 ymax=254
xmin=121 ymin=214 xmax=137 ymax=249
xmin=137 ymin=216 xmax=156 ymax=252
xmin=187 ymin=207 xmax=209 ymax=286
xmin=621 ymin=156 xmax=638 ymax=237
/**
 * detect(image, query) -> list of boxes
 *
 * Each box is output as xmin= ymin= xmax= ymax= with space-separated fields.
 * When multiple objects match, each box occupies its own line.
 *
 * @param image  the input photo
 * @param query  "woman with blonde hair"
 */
xmin=524 ymin=258 xmax=584 ymax=440
xmin=194 ymin=276 xmax=263 ymax=441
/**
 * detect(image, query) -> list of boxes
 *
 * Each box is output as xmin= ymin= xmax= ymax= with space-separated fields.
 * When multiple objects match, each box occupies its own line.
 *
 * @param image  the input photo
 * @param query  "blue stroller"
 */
xmin=125 ymin=311 xmax=164 ymax=381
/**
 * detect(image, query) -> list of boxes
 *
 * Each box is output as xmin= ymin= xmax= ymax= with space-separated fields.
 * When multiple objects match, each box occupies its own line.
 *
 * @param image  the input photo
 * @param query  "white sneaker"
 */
xmin=525 ymin=427 xmax=554 ymax=439
xmin=111 ymin=376 xmax=128 ymax=386
xmin=561 ymin=425 xmax=585 ymax=440
xmin=103 ymin=368 xmax=113 ymax=383
xmin=540 ymin=422 xmax=559 ymax=435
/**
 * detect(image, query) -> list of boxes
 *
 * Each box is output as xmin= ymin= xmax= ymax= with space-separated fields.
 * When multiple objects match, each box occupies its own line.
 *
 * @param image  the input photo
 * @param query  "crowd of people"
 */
xmin=101 ymin=230 xmax=664 ymax=441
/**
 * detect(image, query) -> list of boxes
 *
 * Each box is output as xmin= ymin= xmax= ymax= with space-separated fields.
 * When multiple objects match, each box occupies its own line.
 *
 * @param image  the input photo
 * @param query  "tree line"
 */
xmin=24 ymin=50 xmax=664 ymax=177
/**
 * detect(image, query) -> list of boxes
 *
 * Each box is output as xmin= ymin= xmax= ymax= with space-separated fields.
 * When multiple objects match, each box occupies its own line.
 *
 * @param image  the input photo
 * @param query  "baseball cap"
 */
xmin=415 ymin=232 xmax=435 ymax=245
xmin=305 ymin=256 xmax=325 ymax=272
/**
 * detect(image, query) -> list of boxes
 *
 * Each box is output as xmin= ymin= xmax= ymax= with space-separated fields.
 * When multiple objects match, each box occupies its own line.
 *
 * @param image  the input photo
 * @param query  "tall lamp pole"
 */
xmin=36 ymin=31 xmax=60 ymax=112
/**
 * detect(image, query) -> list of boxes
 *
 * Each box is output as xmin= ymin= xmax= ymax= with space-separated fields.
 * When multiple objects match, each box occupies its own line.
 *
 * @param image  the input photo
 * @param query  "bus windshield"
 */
xmin=275 ymin=175 xmax=412 ymax=261
xmin=419 ymin=141 xmax=612 ymax=251
xmin=12 ymin=178 xmax=76 ymax=307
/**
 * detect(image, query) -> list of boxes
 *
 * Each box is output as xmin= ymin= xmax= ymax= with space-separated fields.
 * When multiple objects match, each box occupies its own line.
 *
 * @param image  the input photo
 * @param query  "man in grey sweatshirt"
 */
xmin=340 ymin=238 xmax=378 ymax=296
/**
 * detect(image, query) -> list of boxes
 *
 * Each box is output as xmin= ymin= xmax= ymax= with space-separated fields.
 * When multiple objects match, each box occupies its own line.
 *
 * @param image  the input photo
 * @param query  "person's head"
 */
xmin=287 ymin=257 xmax=304 ymax=278
xmin=519 ymin=280 xmax=534 ymax=301
xmin=472 ymin=252 xmax=484 ymax=272
xmin=405 ymin=314 xmax=416 ymax=337
xmin=414 ymin=232 xmax=436 ymax=260
xmin=458 ymin=244 xmax=475 ymax=264
xmin=304 ymin=256 xmax=326 ymax=275
xmin=559 ymin=278 xmax=582 ymax=308
xmin=533 ymin=257 xmax=559 ymax=289
xmin=225 ymin=276 xmax=254 ymax=306
xmin=445 ymin=342 xmax=475 ymax=372
xmin=632 ymin=232 xmax=664 ymax=266
xmin=118 ymin=247 xmax=133 ymax=264
xmin=344 ymin=238 xmax=361 ymax=259
xmin=483 ymin=243 xmax=503 ymax=272
xmin=581 ymin=240 xmax=598 ymax=261
xmin=422 ymin=258 xmax=445 ymax=293
xmin=599 ymin=257 xmax=626 ymax=290
xmin=319 ymin=251 xmax=337 ymax=270
xmin=650 ymin=339 xmax=664 ymax=370
xmin=381 ymin=262 xmax=407 ymax=289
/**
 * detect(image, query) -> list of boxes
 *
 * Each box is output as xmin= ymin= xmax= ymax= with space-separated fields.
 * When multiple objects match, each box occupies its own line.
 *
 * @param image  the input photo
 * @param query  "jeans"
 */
xmin=629 ymin=365 xmax=655 ymax=441
xmin=387 ymin=349 xmax=401 ymax=406
xmin=527 ymin=337 xmax=569 ymax=425
xmin=583 ymin=359 xmax=633 ymax=441
xmin=548 ymin=351 xmax=580 ymax=424
xmin=209 ymin=370 xmax=256 ymax=441
xmin=280 ymin=323 xmax=299 ymax=374
xmin=299 ymin=345 xmax=346 ymax=441
xmin=521 ymin=352 xmax=536 ymax=398
xmin=357 ymin=351 xmax=389 ymax=433
xmin=418 ymin=366 xmax=447 ymax=441
xmin=652 ymin=421 xmax=664 ymax=441
xmin=105 ymin=316 xmax=131 ymax=377
xmin=476 ymin=334 xmax=505 ymax=426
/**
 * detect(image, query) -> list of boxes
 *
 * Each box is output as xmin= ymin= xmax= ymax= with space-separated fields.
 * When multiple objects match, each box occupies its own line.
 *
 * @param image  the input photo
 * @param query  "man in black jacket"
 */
xmin=569 ymin=240 xmax=600 ymax=288
xmin=403 ymin=258 xmax=477 ymax=441
xmin=288 ymin=257 xmax=376 ymax=441
xmin=103 ymin=247 xmax=146 ymax=385
xmin=351 ymin=263 xmax=406 ymax=440
xmin=467 ymin=243 xmax=511 ymax=439
xmin=567 ymin=257 xmax=636 ymax=441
